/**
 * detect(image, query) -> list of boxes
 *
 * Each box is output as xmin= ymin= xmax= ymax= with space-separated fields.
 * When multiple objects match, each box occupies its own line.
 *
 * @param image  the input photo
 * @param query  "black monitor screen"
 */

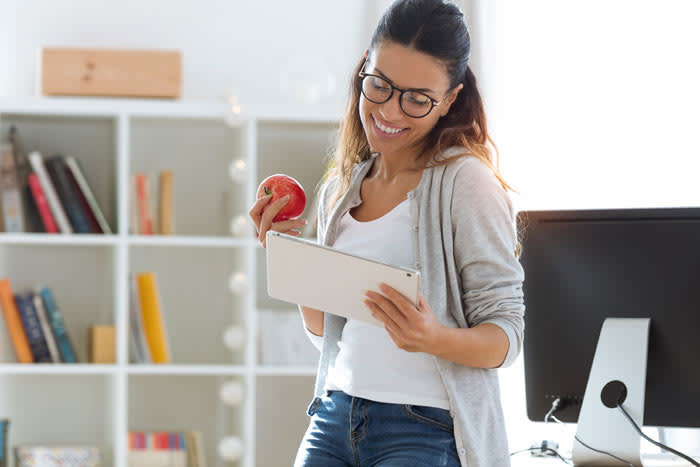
xmin=517 ymin=208 xmax=700 ymax=427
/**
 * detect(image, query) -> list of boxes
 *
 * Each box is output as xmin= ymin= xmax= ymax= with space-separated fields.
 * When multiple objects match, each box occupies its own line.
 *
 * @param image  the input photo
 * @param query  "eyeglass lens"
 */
xmin=361 ymin=75 xmax=433 ymax=118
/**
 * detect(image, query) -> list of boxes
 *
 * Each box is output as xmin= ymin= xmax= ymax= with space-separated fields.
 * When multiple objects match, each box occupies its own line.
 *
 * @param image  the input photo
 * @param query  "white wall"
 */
xmin=0 ymin=1 xmax=377 ymax=117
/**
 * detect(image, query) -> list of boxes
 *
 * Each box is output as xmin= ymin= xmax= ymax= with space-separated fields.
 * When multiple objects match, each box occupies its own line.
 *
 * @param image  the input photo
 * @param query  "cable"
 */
xmin=509 ymin=446 xmax=573 ymax=465
xmin=616 ymin=403 xmax=700 ymax=467
xmin=548 ymin=414 xmax=634 ymax=467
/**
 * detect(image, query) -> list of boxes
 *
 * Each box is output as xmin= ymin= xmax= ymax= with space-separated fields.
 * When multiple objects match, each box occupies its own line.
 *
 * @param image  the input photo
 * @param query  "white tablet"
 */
xmin=265 ymin=231 xmax=421 ymax=327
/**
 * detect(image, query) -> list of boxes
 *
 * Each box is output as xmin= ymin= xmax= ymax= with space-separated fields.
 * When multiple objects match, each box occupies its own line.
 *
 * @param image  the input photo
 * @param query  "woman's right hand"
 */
xmin=248 ymin=194 xmax=308 ymax=248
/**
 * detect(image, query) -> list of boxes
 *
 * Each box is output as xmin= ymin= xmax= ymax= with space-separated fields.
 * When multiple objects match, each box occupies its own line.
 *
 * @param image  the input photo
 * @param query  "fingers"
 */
xmin=365 ymin=291 xmax=408 ymax=329
xmin=260 ymin=220 xmax=306 ymax=248
xmin=248 ymin=194 xmax=273 ymax=231
xmin=258 ymin=195 xmax=290 ymax=242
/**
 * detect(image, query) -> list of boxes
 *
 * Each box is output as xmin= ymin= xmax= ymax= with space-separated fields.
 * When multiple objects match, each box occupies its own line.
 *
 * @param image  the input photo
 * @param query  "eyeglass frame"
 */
xmin=358 ymin=60 xmax=446 ymax=119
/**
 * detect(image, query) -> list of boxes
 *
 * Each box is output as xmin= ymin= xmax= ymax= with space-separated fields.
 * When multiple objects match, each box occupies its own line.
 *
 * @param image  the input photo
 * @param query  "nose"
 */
xmin=379 ymin=91 xmax=404 ymax=122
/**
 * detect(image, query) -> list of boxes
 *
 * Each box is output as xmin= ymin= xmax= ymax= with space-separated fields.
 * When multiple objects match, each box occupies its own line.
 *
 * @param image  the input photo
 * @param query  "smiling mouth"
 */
xmin=371 ymin=114 xmax=407 ymax=136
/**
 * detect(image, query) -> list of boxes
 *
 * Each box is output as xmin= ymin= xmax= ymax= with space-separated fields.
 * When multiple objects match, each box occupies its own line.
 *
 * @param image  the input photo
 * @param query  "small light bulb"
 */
xmin=230 ymin=215 xmax=254 ymax=238
xmin=222 ymin=325 xmax=245 ymax=350
xmin=228 ymin=272 xmax=248 ymax=295
xmin=219 ymin=380 xmax=245 ymax=406
xmin=218 ymin=436 xmax=244 ymax=462
xmin=228 ymin=159 xmax=247 ymax=183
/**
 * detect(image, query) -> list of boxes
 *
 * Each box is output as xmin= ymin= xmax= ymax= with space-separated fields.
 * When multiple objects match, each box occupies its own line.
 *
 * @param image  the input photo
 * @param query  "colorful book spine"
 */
xmin=136 ymin=173 xmax=153 ymax=235
xmin=28 ymin=151 xmax=73 ymax=234
xmin=32 ymin=292 xmax=61 ymax=363
xmin=27 ymin=173 xmax=58 ymax=233
xmin=158 ymin=170 xmax=174 ymax=235
xmin=14 ymin=292 xmax=52 ymax=363
xmin=0 ymin=143 xmax=25 ymax=233
xmin=65 ymin=156 xmax=112 ymax=234
xmin=44 ymin=156 xmax=91 ymax=233
xmin=38 ymin=286 xmax=77 ymax=363
xmin=0 ymin=419 xmax=9 ymax=467
xmin=14 ymin=446 xmax=99 ymax=466
xmin=0 ymin=278 xmax=33 ymax=363
xmin=128 ymin=274 xmax=151 ymax=363
xmin=135 ymin=272 xmax=171 ymax=363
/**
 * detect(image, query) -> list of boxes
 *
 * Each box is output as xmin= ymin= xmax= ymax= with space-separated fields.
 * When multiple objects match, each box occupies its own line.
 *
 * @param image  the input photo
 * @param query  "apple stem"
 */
xmin=263 ymin=186 xmax=272 ymax=196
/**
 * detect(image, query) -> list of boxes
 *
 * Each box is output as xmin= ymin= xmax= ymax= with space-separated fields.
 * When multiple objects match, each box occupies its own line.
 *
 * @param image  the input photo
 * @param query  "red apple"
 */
xmin=256 ymin=174 xmax=306 ymax=222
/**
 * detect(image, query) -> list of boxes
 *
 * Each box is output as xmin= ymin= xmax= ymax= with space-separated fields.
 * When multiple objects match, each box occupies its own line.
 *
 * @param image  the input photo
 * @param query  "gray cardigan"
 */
xmin=304 ymin=148 xmax=525 ymax=467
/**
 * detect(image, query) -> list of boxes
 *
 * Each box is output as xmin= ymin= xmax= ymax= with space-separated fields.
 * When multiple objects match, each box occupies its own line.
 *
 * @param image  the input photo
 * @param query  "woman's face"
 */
xmin=359 ymin=41 xmax=462 ymax=158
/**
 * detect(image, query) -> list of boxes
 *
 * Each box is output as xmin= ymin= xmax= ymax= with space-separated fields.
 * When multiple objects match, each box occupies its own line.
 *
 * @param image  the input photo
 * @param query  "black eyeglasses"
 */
xmin=358 ymin=61 xmax=444 ymax=119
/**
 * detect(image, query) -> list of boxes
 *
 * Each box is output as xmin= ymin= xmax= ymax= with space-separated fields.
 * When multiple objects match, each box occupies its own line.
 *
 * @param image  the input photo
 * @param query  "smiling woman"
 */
xmin=249 ymin=1 xmax=525 ymax=466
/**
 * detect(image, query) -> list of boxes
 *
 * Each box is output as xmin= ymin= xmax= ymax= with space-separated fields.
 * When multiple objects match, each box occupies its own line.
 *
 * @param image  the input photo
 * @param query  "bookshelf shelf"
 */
xmin=0 ymin=233 xmax=119 ymax=246
xmin=126 ymin=364 xmax=247 ymax=376
xmin=0 ymin=363 xmax=117 ymax=375
xmin=255 ymin=366 xmax=317 ymax=376
xmin=127 ymin=235 xmax=255 ymax=248
xmin=0 ymin=96 xmax=340 ymax=467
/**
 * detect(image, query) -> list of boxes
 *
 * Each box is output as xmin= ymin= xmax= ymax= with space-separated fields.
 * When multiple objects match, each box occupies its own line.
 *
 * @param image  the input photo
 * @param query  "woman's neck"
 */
xmin=370 ymin=148 xmax=427 ymax=183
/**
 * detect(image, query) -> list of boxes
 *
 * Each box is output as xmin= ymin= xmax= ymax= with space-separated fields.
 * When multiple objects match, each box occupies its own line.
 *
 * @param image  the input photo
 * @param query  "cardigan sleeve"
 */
xmin=299 ymin=176 xmax=337 ymax=349
xmin=450 ymin=157 xmax=525 ymax=368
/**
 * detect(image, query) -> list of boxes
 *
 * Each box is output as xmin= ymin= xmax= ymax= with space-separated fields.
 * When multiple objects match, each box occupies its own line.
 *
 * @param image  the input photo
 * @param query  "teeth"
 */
xmin=374 ymin=116 xmax=405 ymax=135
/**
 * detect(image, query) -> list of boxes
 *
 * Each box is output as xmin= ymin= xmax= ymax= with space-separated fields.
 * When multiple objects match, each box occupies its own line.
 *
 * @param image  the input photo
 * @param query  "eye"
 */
xmin=404 ymin=91 xmax=431 ymax=106
xmin=370 ymin=77 xmax=391 ymax=91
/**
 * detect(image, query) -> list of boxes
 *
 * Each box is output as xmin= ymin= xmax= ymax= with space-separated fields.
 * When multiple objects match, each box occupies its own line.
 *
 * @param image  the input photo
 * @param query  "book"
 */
xmin=158 ymin=170 xmax=174 ymax=235
xmin=0 ymin=278 xmax=33 ymax=363
xmin=129 ymin=174 xmax=139 ymax=234
xmin=31 ymin=292 xmax=61 ymax=363
xmin=127 ymin=431 xmax=187 ymax=467
xmin=135 ymin=272 xmax=171 ymax=363
xmin=14 ymin=445 xmax=99 ymax=466
xmin=27 ymin=173 xmax=58 ymax=233
xmin=0 ymin=142 xmax=24 ymax=233
xmin=8 ymin=126 xmax=42 ymax=233
xmin=44 ymin=155 xmax=92 ymax=233
xmin=1 ymin=419 xmax=9 ymax=467
xmin=38 ymin=286 xmax=77 ymax=363
xmin=136 ymin=173 xmax=153 ymax=235
xmin=28 ymin=151 xmax=73 ymax=233
xmin=147 ymin=172 xmax=158 ymax=235
xmin=128 ymin=274 xmax=151 ymax=363
xmin=14 ymin=292 xmax=52 ymax=363
xmin=88 ymin=325 xmax=115 ymax=363
xmin=65 ymin=156 xmax=112 ymax=234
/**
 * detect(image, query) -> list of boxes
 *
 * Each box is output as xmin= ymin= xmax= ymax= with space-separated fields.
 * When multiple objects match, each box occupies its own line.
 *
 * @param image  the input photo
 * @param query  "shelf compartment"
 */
xmin=129 ymin=117 xmax=248 ymax=237
xmin=0 ymin=374 xmax=116 ymax=464
xmin=128 ymin=246 xmax=246 ymax=365
xmin=255 ymin=375 xmax=315 ymax=467
xmin=128 ymin=374 xmax=245 ymax=467
xmin=0 ymin=243 xmax=116 ymax=364
xmin=0 ymin=112 xmax=118 ymax=234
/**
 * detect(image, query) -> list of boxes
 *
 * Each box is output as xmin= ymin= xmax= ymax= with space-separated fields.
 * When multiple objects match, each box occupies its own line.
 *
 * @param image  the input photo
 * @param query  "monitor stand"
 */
xmin=572 ymin=317 xmax=651 ymax=466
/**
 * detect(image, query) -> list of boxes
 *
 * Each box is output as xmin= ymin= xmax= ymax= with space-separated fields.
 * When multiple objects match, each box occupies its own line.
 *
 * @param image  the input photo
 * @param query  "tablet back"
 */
xmin=265 ymin=231 xmax=421 ymax=327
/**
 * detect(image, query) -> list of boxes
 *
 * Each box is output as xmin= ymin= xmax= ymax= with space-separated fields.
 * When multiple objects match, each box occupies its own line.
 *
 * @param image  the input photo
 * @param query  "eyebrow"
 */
xmin=372 ymin=67 xmax=436 ymax=94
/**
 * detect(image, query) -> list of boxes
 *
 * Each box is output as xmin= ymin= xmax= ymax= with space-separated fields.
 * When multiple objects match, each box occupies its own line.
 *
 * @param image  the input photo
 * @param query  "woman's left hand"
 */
xmin=364 ymin=283 xmax=445 ymax=354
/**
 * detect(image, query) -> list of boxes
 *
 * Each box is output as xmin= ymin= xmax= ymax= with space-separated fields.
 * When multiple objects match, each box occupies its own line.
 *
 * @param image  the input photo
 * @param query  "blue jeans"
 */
xmin=294 ymin=390 xmax=461 ymax=467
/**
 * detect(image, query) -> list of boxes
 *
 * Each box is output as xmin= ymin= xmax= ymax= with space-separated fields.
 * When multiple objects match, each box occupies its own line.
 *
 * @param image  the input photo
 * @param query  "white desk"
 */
xmin=511 ymin=453 xmax=700 ymax=466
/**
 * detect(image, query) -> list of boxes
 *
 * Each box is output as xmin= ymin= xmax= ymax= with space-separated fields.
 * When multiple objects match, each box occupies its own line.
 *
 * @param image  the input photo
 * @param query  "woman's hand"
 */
xmin=248 ymin=194 xmax=307 ymax=248
xmin=364 ymin=283 xmax=445 ymax=354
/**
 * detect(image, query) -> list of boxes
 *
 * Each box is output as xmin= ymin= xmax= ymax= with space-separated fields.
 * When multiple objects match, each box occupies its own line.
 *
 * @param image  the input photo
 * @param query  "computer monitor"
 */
xmin=517 ymin=207 xmax=700 ymax=462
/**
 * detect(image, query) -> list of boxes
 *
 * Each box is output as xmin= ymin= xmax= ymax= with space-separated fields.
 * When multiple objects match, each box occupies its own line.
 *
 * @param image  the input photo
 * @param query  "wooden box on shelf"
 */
xmin=41 ymin=48 xmax=182 ymax=99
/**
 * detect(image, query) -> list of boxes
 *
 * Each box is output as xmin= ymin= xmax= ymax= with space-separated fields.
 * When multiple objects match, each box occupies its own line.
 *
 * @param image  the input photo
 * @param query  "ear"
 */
xmin=441 ymin=83 xmax=464 ymax=117
xmin=363 ymin=49 xmax=369 ymax=60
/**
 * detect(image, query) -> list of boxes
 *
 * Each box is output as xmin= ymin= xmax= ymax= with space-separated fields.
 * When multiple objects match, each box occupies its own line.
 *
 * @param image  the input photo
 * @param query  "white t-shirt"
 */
xmin=323 ymin=198 xmax=451 ymax=410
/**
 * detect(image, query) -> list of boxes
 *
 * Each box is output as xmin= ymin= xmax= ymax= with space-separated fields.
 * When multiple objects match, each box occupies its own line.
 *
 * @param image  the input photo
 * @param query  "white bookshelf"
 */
xmin=0 ymin=97 xmax=338 ymax=467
